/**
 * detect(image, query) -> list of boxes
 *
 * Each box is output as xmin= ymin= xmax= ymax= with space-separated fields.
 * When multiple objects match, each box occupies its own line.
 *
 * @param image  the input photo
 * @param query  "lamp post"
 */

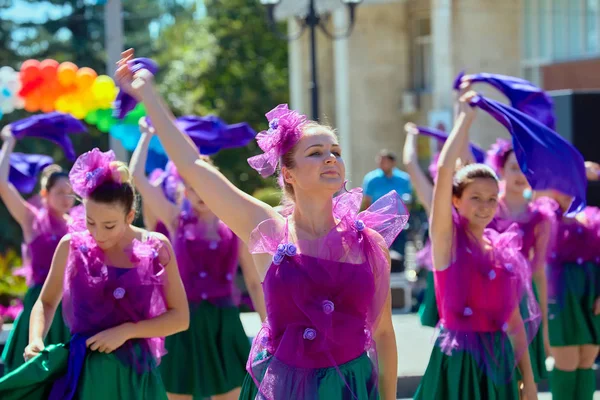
xmin=260 ymin=0 xmax=363 ymax=121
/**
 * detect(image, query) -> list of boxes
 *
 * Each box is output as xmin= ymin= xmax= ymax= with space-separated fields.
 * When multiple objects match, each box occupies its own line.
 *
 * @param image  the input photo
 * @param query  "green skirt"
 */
xmin=0 ymin=343 xmax=167 ymax=399
xmin=159 ymin=301 xmax=250 ymax=397
xmin=239 ymin=352 xmax=378 ymax=400
xmin=518 ymin=282 xmax=547 ymax=382
xmin=414 ymin=332 xmax=519 ymax=400
xmin=548 ymin=262 xmax=600 ymax=347
xmin=418 ymin=271 xmax=439 ymax=328
xmin=1 ymin=285 xmax=71 ymax=375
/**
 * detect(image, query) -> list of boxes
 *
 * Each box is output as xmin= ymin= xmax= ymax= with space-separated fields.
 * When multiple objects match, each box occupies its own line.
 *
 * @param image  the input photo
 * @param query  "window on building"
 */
xmin=413 ymin=16 xmax=432 ymax=92
xmin=522 ymin=0 xmax=600 ymax=85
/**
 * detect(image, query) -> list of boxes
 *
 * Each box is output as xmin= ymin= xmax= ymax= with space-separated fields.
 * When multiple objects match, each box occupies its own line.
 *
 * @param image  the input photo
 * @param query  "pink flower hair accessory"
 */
xmin=69 ymin=148 xmax=122 ymax=198
xmin=247 ymin=104 xmax=308 ymax=177
xmin=486 ymin=138 xmax=513 ymax=174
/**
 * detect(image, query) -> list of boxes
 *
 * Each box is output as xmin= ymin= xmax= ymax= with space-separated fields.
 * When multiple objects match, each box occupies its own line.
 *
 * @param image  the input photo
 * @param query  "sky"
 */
xmin=1 ymin=0 xmax=206 ymax=42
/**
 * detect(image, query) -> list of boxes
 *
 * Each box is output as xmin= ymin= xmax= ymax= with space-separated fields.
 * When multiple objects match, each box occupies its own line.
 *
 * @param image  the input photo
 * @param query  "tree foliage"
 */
xmin=155 ymin=0 xmax=289 ymax=193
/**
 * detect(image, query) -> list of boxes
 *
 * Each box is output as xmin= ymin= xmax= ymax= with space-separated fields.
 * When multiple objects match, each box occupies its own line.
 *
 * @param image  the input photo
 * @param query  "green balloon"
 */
xmin=98 ymin=118 xmax=110 ymax=133
xmin=85 ymin=110 xmax=99 ymax=125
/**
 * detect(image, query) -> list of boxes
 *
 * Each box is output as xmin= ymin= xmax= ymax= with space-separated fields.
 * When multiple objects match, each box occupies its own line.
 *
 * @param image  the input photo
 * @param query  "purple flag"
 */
xmin=113 ymin=58 xmax=158 ymax=120
xmin=470 ymin=94 xmax=586 ymax=215
xmin=9 ymin=153 xmax=54 ymax=193
xmin=10 ymin=113 xmax=87 ymax=161
xmin=416 ymin=125 xmax=486 ymax=163
xmin=454 ymin=71 xmax=556 ymax=130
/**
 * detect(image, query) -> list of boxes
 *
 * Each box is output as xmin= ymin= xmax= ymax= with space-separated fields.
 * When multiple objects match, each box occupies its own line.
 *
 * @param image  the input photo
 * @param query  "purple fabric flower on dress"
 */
xmin=113 ymin=287 xmax=126 ymax=299
xmin=273 ymin=252 xmax=285 ymax=265
xmin=463 ymin=307 xmax=473 ymax=316
xmin=69 ymin=148 xmax=120 ymax=198
xmin=303 ymin=328 xmax=317 ymax=340
xmin=322 ymin=300 xmax=335 ymax=315
xmin=284 ymin=244 xmax=297 ymax=257
xmin=488 ymin=270 xmax=497 ymax=280
xmin=247 ymin=104 xmax=308 ymax=177
xmin=355 ymin=219 xmax=366 ymax=232
xmin=486 ymin=138 xmax=513 ymax=174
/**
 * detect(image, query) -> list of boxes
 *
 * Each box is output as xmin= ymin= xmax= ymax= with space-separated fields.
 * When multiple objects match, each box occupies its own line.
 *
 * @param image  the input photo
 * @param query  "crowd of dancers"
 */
xmin=0 ymin=48 xmax=596 ymax=400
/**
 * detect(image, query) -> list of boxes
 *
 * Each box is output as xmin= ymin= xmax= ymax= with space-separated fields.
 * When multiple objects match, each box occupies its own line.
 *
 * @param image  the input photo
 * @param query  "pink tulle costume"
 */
xmin=546 ymin=206 xmax=600 ymax=305
xmin=173 ymin=199 xmax=240 ymax=306
xmin=489 ymin=197 xmax=559 ymax=272
xmin=42 ymin=148 xmax=170 ymax=399
xmin=246 ymin=188 xmax=408 ymax=399
xmin=16 ymin=205 xmax=70 ymax=287
xmin=433 ymin=211 xmax=541 ymax=383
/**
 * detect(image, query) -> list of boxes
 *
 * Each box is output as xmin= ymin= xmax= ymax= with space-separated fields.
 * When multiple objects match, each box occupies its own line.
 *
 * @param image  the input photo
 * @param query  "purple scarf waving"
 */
xmin=113 ymin=58 xmax=158 ymax=120
xmin=9 ymin=153 xmax=54 ymax=193
xmin=470 ymin=94 xmax=586 ymax=215
xmin=10 ymin=113 xmax=87 ymax=161
xmin=454 ymin=71 xmax=556 ymax=130
xmin=416 ymin=125 xmax=486 ymax=163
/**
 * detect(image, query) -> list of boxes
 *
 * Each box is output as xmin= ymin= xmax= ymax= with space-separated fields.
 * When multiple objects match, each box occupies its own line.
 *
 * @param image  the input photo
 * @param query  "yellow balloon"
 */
xmin=71 ymin=104 xmax=87 ymax=120
xmin=92 ymin=75 xmax=116 ymax=103
xmin=54 ymin=96 xmax=71 ymax=113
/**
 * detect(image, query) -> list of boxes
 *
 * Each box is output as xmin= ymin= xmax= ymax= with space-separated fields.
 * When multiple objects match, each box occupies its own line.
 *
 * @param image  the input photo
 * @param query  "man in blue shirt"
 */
xmin=362 ymin=149 xmax=412 ymax=265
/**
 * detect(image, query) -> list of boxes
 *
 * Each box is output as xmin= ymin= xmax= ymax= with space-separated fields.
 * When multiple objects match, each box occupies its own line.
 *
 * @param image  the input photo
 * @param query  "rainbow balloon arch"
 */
xmin=0 ymin=58 xmax=145 ymax=134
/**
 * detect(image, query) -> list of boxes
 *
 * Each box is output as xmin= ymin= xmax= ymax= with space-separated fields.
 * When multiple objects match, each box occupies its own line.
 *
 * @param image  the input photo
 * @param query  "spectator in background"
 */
xmin=362 ymin=149 xmax=412 ymax=265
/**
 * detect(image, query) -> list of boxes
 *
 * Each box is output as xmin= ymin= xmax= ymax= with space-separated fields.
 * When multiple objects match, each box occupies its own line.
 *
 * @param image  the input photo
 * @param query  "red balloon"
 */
xmin=40 ymin=59 xmax=59 ymax=81
xmin=20 ymin=59 xmax=41 ymax=83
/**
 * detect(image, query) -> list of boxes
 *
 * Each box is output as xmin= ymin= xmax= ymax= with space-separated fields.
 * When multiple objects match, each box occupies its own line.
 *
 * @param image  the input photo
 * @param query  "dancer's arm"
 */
xmin=116 ymin=49 xmax=279 ymax=243
xmin=402 ymin=124 xmax=433 ymax=215
xmin=129 ymin=120 xmax=180 ymax=232
xmin=0 ymin=126 xmax=35 ymax=239
xmin=532 ymin=219 xmax=552 ymax=354
xmin=430 ymin=92 xmax=476 ymax=270
xmin=239 ymin=240 xmax=266 ymax=322
xmin=374 ymin=248 xmax=397 ymax=400
xmin=26 ymin=235 xmax=71 ymax=359
xmin=86 ymin=234 xmax=189 ymax=353
xmin=508 ymin=307 xmax=538 ymax=399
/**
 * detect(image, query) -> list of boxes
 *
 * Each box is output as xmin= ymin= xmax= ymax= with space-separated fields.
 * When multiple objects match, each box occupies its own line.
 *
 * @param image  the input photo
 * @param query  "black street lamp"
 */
xmin=260 ymin=0 xmax=363 ymax=121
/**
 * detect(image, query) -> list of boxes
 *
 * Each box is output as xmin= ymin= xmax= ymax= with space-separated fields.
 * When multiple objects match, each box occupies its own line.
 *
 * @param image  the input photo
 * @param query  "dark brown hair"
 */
xmin=278 ymin=121 xmax=338 ymax=207
xmin=40 ymin=164 xmax=69 ymax=192
xmin=500 ymin=149 xmax=515 ymax=169
xmin=452 ymin=163 xmax=499 ymax=198
xmin=88 ymin=161 xmax=137 ymax=214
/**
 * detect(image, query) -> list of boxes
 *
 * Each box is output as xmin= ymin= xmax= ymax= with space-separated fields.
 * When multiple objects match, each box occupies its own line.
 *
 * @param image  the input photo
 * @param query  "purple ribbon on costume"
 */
xmin=10 ymin=113 xmax=88 ymax=161
xmin=416 ymin=126 xmax=486 ymax=163
xmin=454 ymin=71 xmax=556 ymax=130
xmin=113 ymin=58 xmax=158 ymax=120
xmin=146 ymin=115 xmax=256 ymax=155
xmin=469 ymin=94 xmax=586 ymax=215
xmin=48 ymin=333 xmax=90 ymax=400
xmin=9 ymin=152 xmax=53 ymax=193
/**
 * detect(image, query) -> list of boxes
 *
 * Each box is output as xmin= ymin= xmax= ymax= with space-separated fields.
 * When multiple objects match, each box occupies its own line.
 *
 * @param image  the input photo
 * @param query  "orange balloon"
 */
xmin=20 ymin=59 xmax=41 ymax=83
xmin=40 ymin=59 xmax=59 ymax=81
xmin=24 ymin=95 xmax=40 ymax=113
xmin=76 ymin=67 xmax=97 ymax=89
xmin=57 ymin=62 xmax=78 ymax=87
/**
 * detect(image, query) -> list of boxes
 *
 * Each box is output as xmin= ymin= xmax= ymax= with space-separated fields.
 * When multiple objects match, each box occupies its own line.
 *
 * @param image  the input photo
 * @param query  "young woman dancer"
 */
xmin=0 ymin=126 xmax=73 ymax=374
xmin=486 ymin=138 xmax=554 ymax=384
xmin=115 ymin=48 xmax=408 ymax=400
xmin=0 ymin=148 xmax=189 ymax=399
xmin=129 ymin=117 xmax=265 ymax=400
xmin=414 ymin=92 xmax=539 ymax=400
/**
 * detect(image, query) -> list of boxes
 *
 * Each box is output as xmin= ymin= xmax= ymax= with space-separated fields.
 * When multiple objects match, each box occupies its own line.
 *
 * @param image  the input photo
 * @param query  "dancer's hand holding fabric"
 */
xmin=86 ymin=323 xmax=133 ymax=354
xmin=585 ymin=161 xmax=600 ymax=181
xmin=115 ymin=49 xmax=155 ymax=102
xmin=23 ymin=337 xmax=45 ymax=361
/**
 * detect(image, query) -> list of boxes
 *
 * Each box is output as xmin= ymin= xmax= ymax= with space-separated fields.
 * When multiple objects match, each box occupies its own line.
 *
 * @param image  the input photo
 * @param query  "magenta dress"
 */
xmin=1 ymin=205 xmax=71 ymax=374
xmin=159 ymin=201 xmax=250 ymax=397
xmin=0 ymin=230 xmax=170 ymax=399
xmin=415 ymin=211 xmax=541 ymax=399
xmin=487 ymin=197 xmax=557 ymax=382
xmin=546 ymin=205 xmax=600 ymax=346
xmin=239 ymin=189 xmax=408 ymax=400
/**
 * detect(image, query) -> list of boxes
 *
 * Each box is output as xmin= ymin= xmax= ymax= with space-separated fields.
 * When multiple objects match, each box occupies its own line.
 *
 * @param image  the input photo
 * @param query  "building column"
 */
xmin=333 ymin=8 xmax=352 ymax=184
xmin=288 ymin=18 xmax=304 ymax=115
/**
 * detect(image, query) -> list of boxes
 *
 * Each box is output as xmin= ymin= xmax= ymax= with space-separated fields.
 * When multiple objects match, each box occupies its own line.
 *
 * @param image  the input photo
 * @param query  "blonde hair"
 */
xmin=109 ymin=161 xmax=132 ymax=184
xmin=40 ymin=164 xmax=68 ymax=192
